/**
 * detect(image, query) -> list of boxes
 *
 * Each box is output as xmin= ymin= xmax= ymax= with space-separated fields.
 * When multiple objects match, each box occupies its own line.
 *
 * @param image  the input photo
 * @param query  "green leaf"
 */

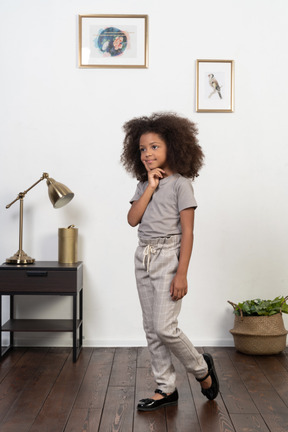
xmin=228 ymin=296 xmax=288 ymax=316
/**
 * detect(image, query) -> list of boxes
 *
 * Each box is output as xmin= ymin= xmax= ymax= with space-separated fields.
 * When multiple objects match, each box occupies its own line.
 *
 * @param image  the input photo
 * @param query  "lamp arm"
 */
xmin=6 ymin=173 xmax=49 ymax=209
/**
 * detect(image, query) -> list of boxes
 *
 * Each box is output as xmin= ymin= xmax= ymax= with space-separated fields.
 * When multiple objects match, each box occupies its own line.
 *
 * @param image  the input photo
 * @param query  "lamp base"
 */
xmin=6 ymin=249 xmax=35 ymax=265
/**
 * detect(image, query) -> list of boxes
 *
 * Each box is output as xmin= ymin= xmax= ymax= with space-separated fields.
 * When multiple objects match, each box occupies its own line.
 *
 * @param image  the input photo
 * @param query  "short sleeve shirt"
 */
xmin=130 ymin=173 xmax=197 ymax=239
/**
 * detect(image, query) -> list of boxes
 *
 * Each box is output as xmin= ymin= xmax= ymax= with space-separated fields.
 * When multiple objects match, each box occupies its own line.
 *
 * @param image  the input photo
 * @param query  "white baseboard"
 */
xmin=83 ymin=338 xmax=235 ymax=347
xmin=12 ymin=335 xmax=235 ymax=348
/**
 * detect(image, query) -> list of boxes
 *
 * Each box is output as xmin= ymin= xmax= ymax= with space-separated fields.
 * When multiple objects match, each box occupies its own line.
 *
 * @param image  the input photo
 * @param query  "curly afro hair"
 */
xmin=121 ymin=112 xmax=204 ymax=182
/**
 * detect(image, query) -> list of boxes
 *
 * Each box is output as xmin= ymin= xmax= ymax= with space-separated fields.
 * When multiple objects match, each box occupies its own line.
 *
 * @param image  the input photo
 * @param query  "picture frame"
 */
xmin=78 ymin=14 xmax=148 ymax=68
xmin=196 ymin=60 xmax=234 ymax=112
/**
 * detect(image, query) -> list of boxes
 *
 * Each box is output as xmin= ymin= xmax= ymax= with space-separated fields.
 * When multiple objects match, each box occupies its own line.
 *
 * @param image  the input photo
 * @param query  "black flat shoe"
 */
xmin=137 ymin=388 xmax=179 ymax=411
xmin=196 ymin=353 xmax=219 ymax=400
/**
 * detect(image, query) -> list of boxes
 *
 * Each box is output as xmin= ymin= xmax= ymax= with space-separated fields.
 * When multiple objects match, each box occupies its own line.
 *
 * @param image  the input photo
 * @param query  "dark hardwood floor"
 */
xmin=0 ymin=346 xmax=288 ymax=431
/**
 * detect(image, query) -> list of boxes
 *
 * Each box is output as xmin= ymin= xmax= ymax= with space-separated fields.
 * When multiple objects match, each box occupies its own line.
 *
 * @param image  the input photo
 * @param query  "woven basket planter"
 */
xmin=230 ymin=313 xmax=288 ymax=355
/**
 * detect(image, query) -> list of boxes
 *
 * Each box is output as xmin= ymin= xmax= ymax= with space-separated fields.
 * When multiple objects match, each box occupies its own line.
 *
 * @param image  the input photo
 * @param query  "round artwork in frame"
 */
xmin=96 ymin=27 xmax=128 ymax=57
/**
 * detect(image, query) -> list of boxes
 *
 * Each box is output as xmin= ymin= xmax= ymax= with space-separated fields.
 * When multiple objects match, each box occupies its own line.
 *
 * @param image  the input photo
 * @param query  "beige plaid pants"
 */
xmin=135 ymin=235 xmax=207 ymax=394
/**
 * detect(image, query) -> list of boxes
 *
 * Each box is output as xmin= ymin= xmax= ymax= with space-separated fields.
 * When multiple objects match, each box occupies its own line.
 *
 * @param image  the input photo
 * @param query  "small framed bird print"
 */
xmin=196 ymin=60 xmax=234 ymax=112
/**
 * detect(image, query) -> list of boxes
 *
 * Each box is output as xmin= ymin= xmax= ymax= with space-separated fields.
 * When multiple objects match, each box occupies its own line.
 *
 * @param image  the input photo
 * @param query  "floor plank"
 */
xmin=208 ymin=347 xmax=258 ymax=415
xmin=134 ymin=364 xmax=167 ymax=432
xmin=72 ymin=348 xmax=114 ymax=410
xmin=189 ymin=347 xmax=236 ymax=432
xmin=230 ymin=413 xmax=270 ymax=432
xmin=0 ymin=348 xmax=50 ymax=424
xmin=228 ymin=351 xmax=288 ymax=416
xmin=255 ymin=355 xmax=288 ymax=405
xmin=166 ymin=355 xmax=201 ymax=432
xmin=0 ymin=347 xmax=26 ymax=383
xmin=98 ymin=386 xmax=134 ymax=432
xmin=0 ymin=348 xmax=70 ymax=432
xmin=29 ymin=348 xmax=93 ymax=432
xmin=64 ymin=408 xmax=102 ymax=432
xmin=0 ymin=346 xmax=287 ymax=431
xmin=109 ymin=347 xmax=137 ymax=387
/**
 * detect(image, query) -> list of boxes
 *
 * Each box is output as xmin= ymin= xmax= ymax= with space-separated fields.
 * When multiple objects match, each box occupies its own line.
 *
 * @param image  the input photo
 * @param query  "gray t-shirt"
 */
xmin=130 ymin=173 xmax=197 ymax=239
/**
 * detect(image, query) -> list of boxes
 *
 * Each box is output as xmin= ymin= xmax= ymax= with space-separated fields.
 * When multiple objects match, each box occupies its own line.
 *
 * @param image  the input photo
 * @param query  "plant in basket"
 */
xmin=228 ymin=296 xmax=288 ymax=355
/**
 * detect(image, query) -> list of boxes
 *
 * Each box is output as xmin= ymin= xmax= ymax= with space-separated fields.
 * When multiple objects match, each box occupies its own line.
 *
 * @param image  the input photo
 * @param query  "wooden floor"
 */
xmin=0 ymin=346 xmax=288 ymax=432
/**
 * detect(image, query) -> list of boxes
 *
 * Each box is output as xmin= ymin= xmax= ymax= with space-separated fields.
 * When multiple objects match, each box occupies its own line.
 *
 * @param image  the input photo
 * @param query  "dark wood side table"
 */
xmin=0 ymin=261 xmax=83 ymax=362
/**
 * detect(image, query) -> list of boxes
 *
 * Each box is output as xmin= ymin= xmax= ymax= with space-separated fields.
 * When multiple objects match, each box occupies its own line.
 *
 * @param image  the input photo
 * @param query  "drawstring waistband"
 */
xmin=143 ymin=244 xmax=156 ymax=272
xmin=139 ymin=235 xmax=182 ymax=273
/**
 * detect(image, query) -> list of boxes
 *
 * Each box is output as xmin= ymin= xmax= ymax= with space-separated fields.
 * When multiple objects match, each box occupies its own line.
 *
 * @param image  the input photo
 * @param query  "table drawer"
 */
xmin=0 ymin=270 xmax=77 ymax=293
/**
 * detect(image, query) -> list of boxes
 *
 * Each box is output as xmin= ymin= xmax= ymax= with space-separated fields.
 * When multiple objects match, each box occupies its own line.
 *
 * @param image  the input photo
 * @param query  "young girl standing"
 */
xmin=121 ymin=112 xmax=219 ymax=411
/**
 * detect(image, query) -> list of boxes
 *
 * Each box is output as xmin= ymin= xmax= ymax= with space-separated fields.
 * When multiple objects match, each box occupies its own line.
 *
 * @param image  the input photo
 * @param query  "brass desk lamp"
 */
xmin=5 ymin=172 xmax=74 ymax=264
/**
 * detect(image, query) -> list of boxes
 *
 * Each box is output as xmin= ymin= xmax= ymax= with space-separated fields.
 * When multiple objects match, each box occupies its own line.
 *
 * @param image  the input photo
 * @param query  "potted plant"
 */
xmin=228 ymin=296 xmax=288 ymax=355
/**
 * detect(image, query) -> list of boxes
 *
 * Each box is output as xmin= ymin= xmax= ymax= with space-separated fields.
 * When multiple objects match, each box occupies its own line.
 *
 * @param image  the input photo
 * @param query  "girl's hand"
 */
xmin=143 ymin=160 xmax=165 ymax=190
xmin=170 ymin=274 xmax=188 ymax=301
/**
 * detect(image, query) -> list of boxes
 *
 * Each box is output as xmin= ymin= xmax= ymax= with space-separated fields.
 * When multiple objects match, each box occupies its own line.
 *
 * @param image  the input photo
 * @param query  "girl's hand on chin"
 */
xmin=143 ymin=161 xmax=165 ymax=189
xmin=147 ymin=168 xmax=166 ymax=189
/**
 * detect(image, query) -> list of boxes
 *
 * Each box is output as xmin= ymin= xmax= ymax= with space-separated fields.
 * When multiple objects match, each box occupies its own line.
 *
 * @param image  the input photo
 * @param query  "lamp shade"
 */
xmin=47 ymin=177 xmax=74 ymax=209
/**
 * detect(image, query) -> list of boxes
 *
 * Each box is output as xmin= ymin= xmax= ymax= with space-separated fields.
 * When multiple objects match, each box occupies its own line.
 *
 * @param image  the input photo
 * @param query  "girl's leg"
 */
xmin=149 ymin=237 xmax=208 ymax=383
xmin=135 ymin=236 xmax=218 ymax=404
xmin=135 ymin=244 xmax=177 ymax=394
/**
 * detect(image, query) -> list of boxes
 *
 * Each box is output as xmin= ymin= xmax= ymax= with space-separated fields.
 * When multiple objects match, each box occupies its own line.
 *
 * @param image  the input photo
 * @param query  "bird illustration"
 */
xmin=208 ymin=74 xmax=222 ymax=99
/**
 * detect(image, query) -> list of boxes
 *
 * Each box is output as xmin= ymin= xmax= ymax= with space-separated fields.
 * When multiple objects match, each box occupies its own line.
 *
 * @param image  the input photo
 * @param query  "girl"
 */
xmin=121 ymin=112 xmax=219 ymax=411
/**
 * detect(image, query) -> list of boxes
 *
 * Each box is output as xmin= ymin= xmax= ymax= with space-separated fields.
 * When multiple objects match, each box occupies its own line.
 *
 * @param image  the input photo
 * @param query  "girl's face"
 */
xmin=139 ymin=132 xmax=171 ymax=174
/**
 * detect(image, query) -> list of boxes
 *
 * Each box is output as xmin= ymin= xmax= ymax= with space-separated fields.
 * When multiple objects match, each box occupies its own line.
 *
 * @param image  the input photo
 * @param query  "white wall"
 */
xmin=1 ymin=0 xmax=288 ymax=348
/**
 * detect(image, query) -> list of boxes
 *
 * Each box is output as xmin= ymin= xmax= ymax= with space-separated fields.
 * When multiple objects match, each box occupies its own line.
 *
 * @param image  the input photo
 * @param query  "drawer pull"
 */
xmin=26 ymin=271 xmax=48 ymax=277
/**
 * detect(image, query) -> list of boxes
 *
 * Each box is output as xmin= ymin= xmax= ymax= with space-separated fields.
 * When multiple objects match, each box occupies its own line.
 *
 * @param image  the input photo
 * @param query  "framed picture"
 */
xmin=78 ymin=14 xmax=148 ymax=68
xmin=196 ymin=60 xmax=234 ymax=112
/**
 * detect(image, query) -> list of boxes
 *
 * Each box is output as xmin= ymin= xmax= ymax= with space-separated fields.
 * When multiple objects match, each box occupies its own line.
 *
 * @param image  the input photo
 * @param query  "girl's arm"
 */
xmin=127 ymin=185 xmax=155 ymax=227
xmin=170 ymin=207 xmax=195 ymax=301
xmin=127 ymin=166 xmax=165 ymax=227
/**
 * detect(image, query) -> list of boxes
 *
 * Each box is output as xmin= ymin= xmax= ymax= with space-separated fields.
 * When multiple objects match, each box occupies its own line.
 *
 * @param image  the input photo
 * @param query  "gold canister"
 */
xmin=58 ymin=225 xmax=78 ymax=263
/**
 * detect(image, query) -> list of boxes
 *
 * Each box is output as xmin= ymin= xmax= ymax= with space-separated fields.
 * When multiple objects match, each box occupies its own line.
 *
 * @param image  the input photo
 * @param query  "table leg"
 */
xmin=73 ymin=294 xmax=77 ymax=362
xmin=79 ymin=289 xmax=83 ymax=351
xmin=0 ymin=296 xmax=2 ymax=356
xmin=10 ymin=295 xmax=14 ymax=347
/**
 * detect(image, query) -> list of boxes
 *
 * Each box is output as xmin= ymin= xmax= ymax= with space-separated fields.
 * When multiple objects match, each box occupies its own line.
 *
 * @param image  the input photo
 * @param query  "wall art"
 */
xmin=196 ymin=60 xmax=234 ymax=112
xmin=79 ymin=14 xmax=148 ymax=68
